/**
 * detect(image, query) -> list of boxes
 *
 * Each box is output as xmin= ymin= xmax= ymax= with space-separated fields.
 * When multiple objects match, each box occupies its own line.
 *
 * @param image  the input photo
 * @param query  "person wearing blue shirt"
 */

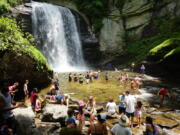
xmin=118 ymin=93 xmax=126 ymax=114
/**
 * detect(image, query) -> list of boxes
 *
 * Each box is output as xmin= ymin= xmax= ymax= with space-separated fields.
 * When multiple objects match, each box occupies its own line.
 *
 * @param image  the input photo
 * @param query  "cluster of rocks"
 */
xmin=13 ymin=93 xmax=180 ymax=135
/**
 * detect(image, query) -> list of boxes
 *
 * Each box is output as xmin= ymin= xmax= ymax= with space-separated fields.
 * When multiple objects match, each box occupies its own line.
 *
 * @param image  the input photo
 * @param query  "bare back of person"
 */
xmin=90 ymin=123 xmax=106 ymax=135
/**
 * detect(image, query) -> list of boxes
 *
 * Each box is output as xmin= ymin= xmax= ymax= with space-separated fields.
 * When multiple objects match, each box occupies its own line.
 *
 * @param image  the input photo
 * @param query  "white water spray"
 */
xmin=31 ymin=2 xmax=87 ymax=72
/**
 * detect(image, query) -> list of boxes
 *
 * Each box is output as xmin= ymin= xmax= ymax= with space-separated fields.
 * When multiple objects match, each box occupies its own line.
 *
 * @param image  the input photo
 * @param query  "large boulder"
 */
xmin=0 ymin=50 xmax=52 ymax=88
xmin=41 ymin=104 xmax=68 ymax=123
xmin=99 ymin=17 xmax=125 ymax=55
xmin=13 ymin=107 xmax=62 ymax=135
xmin=0 ymin=17 xmax=52 ymax=89
xmin=13 ymin=107 xmax=40 ymax=135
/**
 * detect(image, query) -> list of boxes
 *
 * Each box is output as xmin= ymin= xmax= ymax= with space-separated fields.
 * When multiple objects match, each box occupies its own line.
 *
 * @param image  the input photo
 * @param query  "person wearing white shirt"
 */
xmin=106 ymin=98 xmax=117 ymax=115
xmin=124 ymin=91 xmax=136 ymax=127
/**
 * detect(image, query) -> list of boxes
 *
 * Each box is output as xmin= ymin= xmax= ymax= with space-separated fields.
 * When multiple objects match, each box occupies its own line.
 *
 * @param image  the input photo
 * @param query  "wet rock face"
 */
xmin=99 ymin=18 xmax=125 ymax=55
xmin=99 ymin=0 xmax=180 ymax=56
xmin=71 ymin=10 xmax=101 ymax=65
xmin=0 ymin=51 xmax=52 ymax=91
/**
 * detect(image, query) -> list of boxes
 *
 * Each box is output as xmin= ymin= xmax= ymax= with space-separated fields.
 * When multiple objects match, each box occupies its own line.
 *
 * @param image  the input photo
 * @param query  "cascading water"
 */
xmin=31 ymin=2 xmax=87 ymax=72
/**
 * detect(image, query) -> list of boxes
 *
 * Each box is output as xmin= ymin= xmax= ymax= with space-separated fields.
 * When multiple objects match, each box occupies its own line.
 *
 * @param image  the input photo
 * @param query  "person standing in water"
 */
xmin=68 ymin=73 xmax=72 ymax=82
xmin=140 ymin=64 xmax=145 ymax=74
xmin=73 ymin=74 xmax=78 ymax=82
xmin=79 ymin=74 xmax=84 ymax=84
xmin=105 ymin=73 xmax=108 ymax=83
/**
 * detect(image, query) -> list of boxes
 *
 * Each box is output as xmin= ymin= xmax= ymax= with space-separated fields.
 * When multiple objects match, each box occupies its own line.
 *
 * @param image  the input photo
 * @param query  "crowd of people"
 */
xmin=68 ymin=71 xmax=100 ymax=84
xmin=59 ymin=90 xmax=162 ymax=135
xmin=0 ymin=64 xmax=173 ymax=135
xmin=0 ymin=79 xmax=44 ymax=135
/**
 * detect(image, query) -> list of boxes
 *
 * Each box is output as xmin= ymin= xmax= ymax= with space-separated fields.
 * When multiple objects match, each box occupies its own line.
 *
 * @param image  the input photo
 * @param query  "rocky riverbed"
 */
xmin=13 ymin=72 xmax=180 ymax=135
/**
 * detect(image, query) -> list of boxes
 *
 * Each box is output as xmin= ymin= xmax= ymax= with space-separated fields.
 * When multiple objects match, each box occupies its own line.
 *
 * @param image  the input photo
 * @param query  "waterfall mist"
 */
xmin=31 ymin=2 xmax=87 ymax=72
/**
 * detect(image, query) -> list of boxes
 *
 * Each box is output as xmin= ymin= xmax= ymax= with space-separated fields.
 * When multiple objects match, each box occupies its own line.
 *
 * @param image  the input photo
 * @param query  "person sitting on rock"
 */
xmin=157 ymin=86 xmax=171 ymax=106
xmin=66 ymin=109 xmax=76 ymax=124
xmin=144 ymin=116 xmax=160 ymax=135
xmin=60 ymin=118 xmax=82 ymax=135
xmin=48 ymin=83 xmax=59 ymax=95
xmin=35 ymin=95 xmax=42 ymax=114
xmin=106 ymin=98 xmax=118 ymax=115
xmin=45 ymin=92 xmax=65 ymax=105
xmin=87 ymin=113 xmax=107 ymax=135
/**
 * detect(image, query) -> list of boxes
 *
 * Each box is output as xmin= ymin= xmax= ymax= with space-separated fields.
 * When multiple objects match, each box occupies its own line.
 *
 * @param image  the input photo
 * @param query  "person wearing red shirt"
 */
xmin=8 ymin=82 xmax=19 ymax=101
xmin=157 ymin=86 xmax=171 ymax=106
xmin=30 ymin=88 xmax=38 ymax=112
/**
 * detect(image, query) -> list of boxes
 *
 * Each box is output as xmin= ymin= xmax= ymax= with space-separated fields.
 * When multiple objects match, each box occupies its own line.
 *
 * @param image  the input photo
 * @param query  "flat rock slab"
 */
xmin=152 ymin=114 xmax=179 ymax=129
xmin=163 ymin=113 xmax=180 ymax=122
xmin=42 ymin=104 xmax=68 ymax=122
xmin=146 ymin=107 xmax=157 ymax=113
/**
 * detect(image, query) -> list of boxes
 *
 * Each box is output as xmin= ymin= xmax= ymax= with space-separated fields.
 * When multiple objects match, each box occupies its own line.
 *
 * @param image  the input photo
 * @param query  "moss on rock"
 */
xmin=0 ymin=17 xmax=52 ymax=88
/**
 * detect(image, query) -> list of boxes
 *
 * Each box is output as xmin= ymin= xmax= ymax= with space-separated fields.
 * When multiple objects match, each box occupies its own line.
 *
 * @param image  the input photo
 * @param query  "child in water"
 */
xmin=135 ymin=101 xmax=143 ymax=128
xmin=105 ymin=73 xmax=108 ymax=82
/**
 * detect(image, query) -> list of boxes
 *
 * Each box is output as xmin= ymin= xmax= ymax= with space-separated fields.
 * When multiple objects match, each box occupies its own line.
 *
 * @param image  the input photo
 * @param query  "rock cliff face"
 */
xmin=100 ymin=0 xmax=180 ymax=54
xmin=42 ymin=0 xmax=180 ymax=62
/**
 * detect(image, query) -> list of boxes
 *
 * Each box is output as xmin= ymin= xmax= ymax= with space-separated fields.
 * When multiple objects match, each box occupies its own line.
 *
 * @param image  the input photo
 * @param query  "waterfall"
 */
xmin=31 ymin=2 xmax=87 ymax=72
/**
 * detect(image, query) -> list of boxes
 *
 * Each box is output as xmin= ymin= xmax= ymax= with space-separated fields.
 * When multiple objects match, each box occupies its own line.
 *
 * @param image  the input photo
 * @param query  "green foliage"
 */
xmin=0 ymin=0 xmax=23 ymax=15
xmin=0 ymin=0 xmax=11 ymax=15
xmin=165 ymin=46 xmax=180 ymax=58
xmin=0 ymin=17 xmax=51 ymax=71
xmin=149 ymin=38 xmax=180 ymax=60
xmin=123 ymin=17 xmax=180 ymax=63
xmin=124 ymin=34 xmax=166 ymax=62
xmin=74 ymin=0 xmax=109 ymax=33
xmin=153 ymin=17 xmax=180 ymax=34
xmin=8 ymin=0 xmax=23 ymax=7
